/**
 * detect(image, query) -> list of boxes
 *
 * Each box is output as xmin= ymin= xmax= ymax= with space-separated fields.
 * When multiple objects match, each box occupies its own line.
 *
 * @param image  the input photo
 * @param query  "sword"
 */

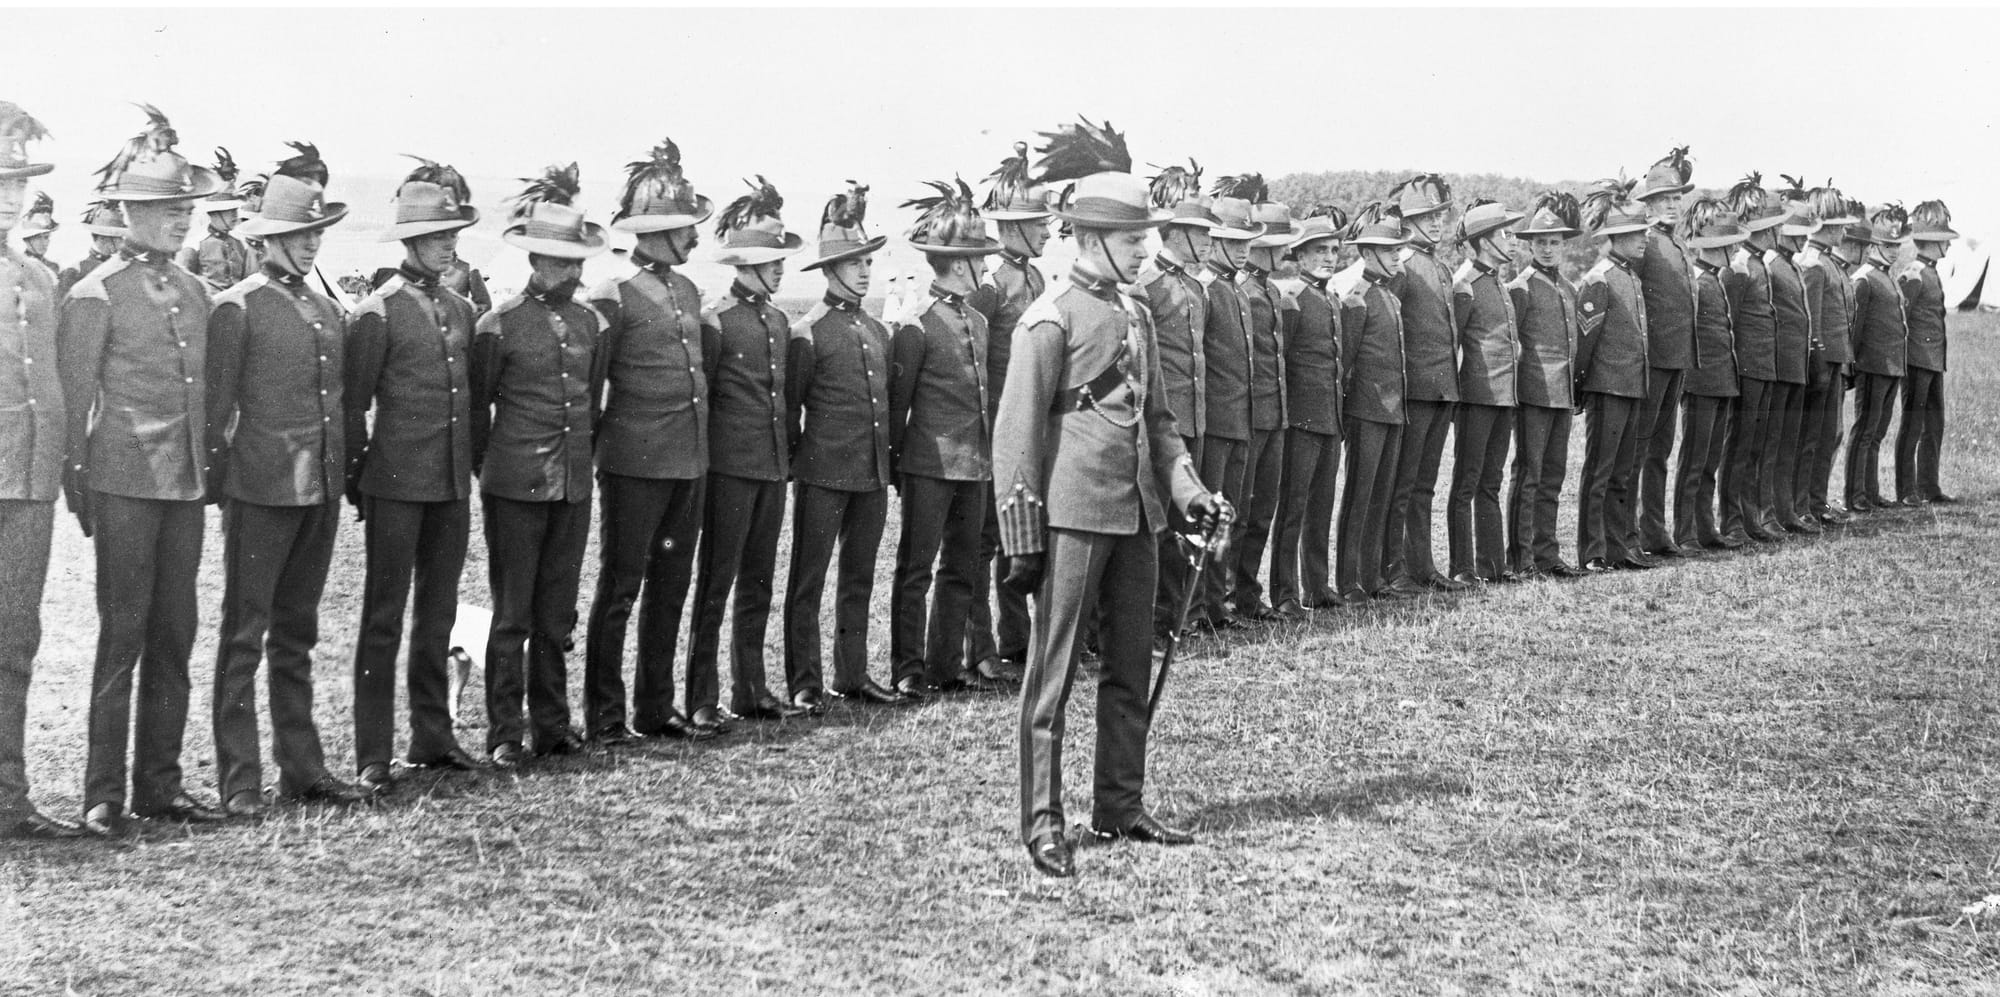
xmin=1147 ymin=497 xmax=1230 ymax=722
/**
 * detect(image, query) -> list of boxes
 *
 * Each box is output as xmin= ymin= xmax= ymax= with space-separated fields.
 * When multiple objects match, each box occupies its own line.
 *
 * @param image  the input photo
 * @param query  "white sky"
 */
xmin=11 ymin=5 xmax=2000 ymax=288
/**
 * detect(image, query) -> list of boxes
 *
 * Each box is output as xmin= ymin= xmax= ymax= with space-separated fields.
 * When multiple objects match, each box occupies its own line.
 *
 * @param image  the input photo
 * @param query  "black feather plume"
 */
xmin=903 ymin=177 xmax=985 ymax=247
xmin=1725 ymin=173 xmax=1767 ymax=218
xmin=1870 ymin=202 xmax=1908 ymax=240
xmin=1388 ymin=173 xmax=1452 ymax=209
xmin=821 ymin=180 xmax=869 ymax=229
xmin=1210 ymin=173 xmax=1267 ymax=203
xmin=1806 ymin=184 xmax=1847 ymax=223
xmin=1344 ymin=200 xmax=1403 ymax=241
xmin=211 ymin=147 xmax=238 ymax=184
xmin=1581 ymin=178 xmax=1635 ymax=232
xmin=716 ymin=174 xmax=784 ymax=239
xmin=95 ymin=103 xmax=179 ymax=186
xmin=1528 ymin=191 xmax=1582 ymax=232
xmin=512 ymin=162 xmax=582 ymax=220
xmin=1678 ymin=196 xmax=1731 ymax=242
xmin=1306 ymin=203 xmax=1349 ymax=231
xmin=28 ymin=191 xmax=52 ymax=217
xmin=276 ymin=141 xmax=328 ymax=185
xmin=1652 ymin=146 xmax=1693 ymax=185
xmin=1777 ymin=174 xmax=1809 ymax=202
xmin=0 ymin=102 xmax=51 ymax=144
xmin=79 ymin=199 xmax=117 ymax=224
xmin=401 ymin=153 xmax=471 ymax=201
xmin=984 ymin=141 xmax=1036 ymax=212
xmin=1911 ymin=199 xmax=1953 ymax=233
xmin=1031 ymin=116 xmax=1131 ymax=185
xmin=614 ymin=139 xmax=699 ymax=224
xmin=238 ymin=174 xmax=267 ymax=200
xmin=1146 ymin=159 xmax=1202 ymax=210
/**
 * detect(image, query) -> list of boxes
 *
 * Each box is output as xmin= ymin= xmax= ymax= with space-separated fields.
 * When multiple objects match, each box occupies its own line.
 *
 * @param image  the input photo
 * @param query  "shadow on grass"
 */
xmin=1189 ymin=768 xmax=1473 ymax=830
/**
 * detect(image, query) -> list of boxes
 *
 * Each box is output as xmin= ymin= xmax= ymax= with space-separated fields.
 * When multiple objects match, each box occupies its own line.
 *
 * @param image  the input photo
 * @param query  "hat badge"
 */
xmin=305 ymin=197 xmax=323 ymax=219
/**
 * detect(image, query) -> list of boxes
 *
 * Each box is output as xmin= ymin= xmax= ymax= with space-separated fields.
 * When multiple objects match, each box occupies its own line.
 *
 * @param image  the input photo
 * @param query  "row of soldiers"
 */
xmin=0 ymin=104 xmax=1957 ymax=878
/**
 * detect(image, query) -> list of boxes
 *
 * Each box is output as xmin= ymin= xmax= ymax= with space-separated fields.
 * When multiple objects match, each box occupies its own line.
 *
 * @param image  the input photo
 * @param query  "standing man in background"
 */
xmin=1507 ymin=193 xmax=1587 ymax=579
xmin=1384 ymin=174 xmax=1464 ymax=596
xmin=1270 ymin=207 xmax=1345 ymax=614
xmin=1334 ymin=202 xmax=1409 ymax=602
xmin=1798 ymin=187 xmax=1859 ymax=525
xmin=1897 ymin=200 xmax=1957 ymax=506
xmin=1193 ymin=179 xmax=1263 ymax=628
xmin=1573 ymin=179 xmax=1653 ymax=573
xmin=1846 ymin=205 xmax=1909 ymax=514
xmin=1230 ymin=196 xmax=1293 ymax=620
xmin=1446 ymin=199 xmax=1524 ymax=585
xmin=1632 ymin=148 xmax=1696 ymax=560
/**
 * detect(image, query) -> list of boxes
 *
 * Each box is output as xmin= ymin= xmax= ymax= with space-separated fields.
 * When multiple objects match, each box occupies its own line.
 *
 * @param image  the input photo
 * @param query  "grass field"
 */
xmin=5 ymin=316 xmax=2000 ymax=995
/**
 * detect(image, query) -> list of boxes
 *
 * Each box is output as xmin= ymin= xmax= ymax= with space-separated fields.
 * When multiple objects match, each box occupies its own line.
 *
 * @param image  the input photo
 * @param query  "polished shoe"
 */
xmin=975 ymin=657 xmax=1025 ymax=684
xmin=1649 ymin=544 xmax=1695 ymax=559
xmin=134 ymin=792 xmax=227 ymax=824
xmin=1582 ymin=558 xmax=1614 ymax=573
xmin=356 ymin=763 xmax=398 ymax=796
xmin=290 ymin=776 xmax=371 ymax=807
xmin=1535 ymin=561 xmax=1578 ymax=579
xmin=1239 ymin=600 xmax=1279 ymax=622
xmin=1710 ymin=532 xmax=1747 ymax=549
xmin=892 ymin=676 xmax=935 ymax=702
xmin=1028 ymin=833 xmax=1075 ymax=878
xmin=1271 ymin=598 xmax=1311 ymax=622
xmin=1624 ymin=550 xmax=1663 ymax=568
xmin=1421 ymin=572 xmax=1470 ymax=592
xmin=1780 ymin=517 xmax=1818 ymax=535
xmin=223 ymin=791 xmax=269 ymax=820
xmin=938 ymin=669 xmax=1002 ymax=694
xmin=1447 ymin=571 xmax=1483 ymax=588
xmin=1507 ymin=564 xmax=1543 ymax=581
xmin=590 ymin=724 xmax=640 ymax=747
xmin=1306 ymin=588 xmax=1347 ymax=609
xmin=792 ymin=688 xmax=828 ymax=717
xmin=637 ymin=711 xmax=719 ymax=741
xmin=407 ymin=745 xmax=486 ymax=771
xmin=1816 ymin=507 xmax=1853 ymax=526
xmin=1337 ymin=587 xmax=1372 ymax=604
xmin=1092 ymin=812 xmax=1196 ymax=846
xmin=1201 ymin=613 xmax=1246 ymax=631
xmin=1613 ymin=555 xmax=1658 ymax=571
xmin=1928 ymin=492 xmax=1960 ymax=505
xmin=737 ymin=694 xmax=807 ymax=720
xmin=80 ymin=804 xmax=128 ymax=839
xmin=1742 ymin=526 xmax=1781 ymax=543
xmin=1490 ymin=569 xmax=1522 ymax=584
xmin=1378 ymin=578 xmax=1427 ymax=600
xmin=489 ymin=741 xmax=526 ymax=769
xmin=1896 ymin=495 xmax=1928 ymax=508
xmin=7 ymin=809 xmax=84 ymax=840
xmin=535 ymin=728 xmax=598 ymax=756
xmin=831 ymin=680 xmax=911 ymax=706
xmin=689 ymin=707 xmax=734 ymax=735
xmin=1671 ymin=542 xmax=1709 ymax=559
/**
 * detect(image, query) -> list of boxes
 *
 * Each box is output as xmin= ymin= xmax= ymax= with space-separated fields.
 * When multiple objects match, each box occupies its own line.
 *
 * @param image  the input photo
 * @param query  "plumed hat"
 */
xmin=0 ymin=101 xmax=52 ymax=180
xmin=1032 ymin=116 xmax=1169 ymax=231
xmin=1518 ymin=191 xmax=1581 ymax=238
xmin=1345 ymin=200 xmax=1409 ymax=247
xmin=1288 ymin=204 xmax=1347 ymax=253
xmin=1867 ymin=203 xmax=1910 ymax=247
xmin=1390 ymin=173 xmax=1452 ymax=220
xmin=80 ymin=199 xmax=127 ymax=238
xmin=1149 ymin=159 xmax=1219 ymax=230
xmin=1680 ymin=196 xmax=1749 ymax=251
xmin=1208 ymin=173 xmax=1270 ymax=241
xmin=503 ymin=162 xmax=608 ymax=259
xmin=94 ymin=103 xmax=224 ymax=202
xmin=803 ymin=180 xmax=884 ymax=271
xmin=1725 ymin=173 xmax=1787 ymax=233
xmin=983 ymin=141 xmax=1050 ymax=221
xmin=238 ymin=141 xmax=347 ymax=238
xmin=380 ymin=154 xmax=480 ymax=242
xmin=1584 ymin=175 xmax=1650 ymax=237
xmin=1910 ymin=199 xmax=1959 ymax=241
xmin=713 ymin=174 xmax=802 ymax=266
xmin=17 ymin=190 xmax=56 ymax=239
xmin=612 ymin=137 xmax=713 ymax=234
xmin=1457 ymin=198 xmax=1525 ymax=243
xmin=1634 ymin=146 xmax=1694 ymax=202
xmin=200 ymin=147 xmax=246 ymax=213
xmin=905 ymin=177 xmax=1002 ymax=257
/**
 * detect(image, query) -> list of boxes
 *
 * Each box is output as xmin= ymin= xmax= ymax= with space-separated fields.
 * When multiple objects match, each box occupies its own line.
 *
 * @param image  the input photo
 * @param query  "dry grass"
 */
xmin=5 ymin=317 xmax=2000 ymax=995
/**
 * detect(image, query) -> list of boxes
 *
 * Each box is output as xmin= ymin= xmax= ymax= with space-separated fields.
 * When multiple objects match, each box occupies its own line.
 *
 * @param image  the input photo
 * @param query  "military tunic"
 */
xmin=1799 ymin=243 xmax=1854 ymax=516
xmin=1574 ymin=253 xmax=1648 ymax=564
xmin=1675 ymin=259 xmax=1738 ymax=549
xmin=1230 ymin=264 xmax=1288 ymax=611
xmin=1137 ymin=252 xmax=1210 ymax=632
xmin=1384 ymin=244 xmax=1457 ymax=586
xmin=1847 ymin=254 xmax=1906 ymax=507
xmin=1895 ymin=257 xmax=1949 ymax=501
xmin=967 ymin=252 xmax=1046 ymax=666
xmin=1506 ymin=263 xmax=1579 ymax=571
xmin=1335 ymin=271 xmax=1405 ymax=597
xmin=1721 ymin=246 xmax=1781 ymax=540
xmin=1635 ymin=225 xmax=1696 ymax=554
xmin=0 ymin=241 xmax=62 ymax=820
xmin=1271 ymin=273 xmax=1343 ymax=607
xmin=1447 ymin=259 xmax=1517 ymax=580
xmin=1194 ymin=261 xmax=1254 ymax=623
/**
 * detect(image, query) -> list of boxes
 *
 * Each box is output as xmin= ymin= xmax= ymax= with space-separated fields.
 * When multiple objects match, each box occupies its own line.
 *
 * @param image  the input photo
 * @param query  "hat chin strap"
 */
xmin=829 ymin=268 xmax=863 ymax=302
xmin=265 ymin=235 xmax=308 ymax=277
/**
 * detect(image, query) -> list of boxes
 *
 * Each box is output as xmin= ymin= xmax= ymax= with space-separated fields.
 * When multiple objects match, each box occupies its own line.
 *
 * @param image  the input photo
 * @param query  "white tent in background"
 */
xmin=1940 ymin=238 xmax=1994 ymax=311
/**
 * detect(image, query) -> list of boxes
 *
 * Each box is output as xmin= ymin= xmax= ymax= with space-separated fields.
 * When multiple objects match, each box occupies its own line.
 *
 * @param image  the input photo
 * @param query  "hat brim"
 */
xmin=1591 ymin=222 xmax=1652 ymax=238
xmin=83 ymin=224 xmax=128 ymax=238
xmin=1051 ymin=205 xmax=1174 ymax=231
xmin=1165 ymin=216 xmax=1220 ymax=230
xmin=1741 ymin=214 xmax=1787 ymax=233
xmin=1401 ymin=203 xmax=1450 ymax=220
xmin=1351 ymin=236 xmax=1410 ymax=247
xmin=504 ymin=221 xmax=611 ymax=259
xmin=1688 ymin=232 xmax=1749 ymax=250
xmin=714 ymin=232 xmax=805 ymax=266
xmin=202 ymin=198 xmax=246 ymax=213
xmin=1636 ymin=183 xmax=1693 ymax=202
xmin=239 ymin=203 xmax=349 ymax=238
xmin=610 ymin=196 xmax=716 ymax=234
xmin=379 ymin=206 xmax=481 ymax=243
xmin=984 ymin=209 xmax=1052 ymax=222
xmin=1461 ymin=213 xmax=1526 ymax=243
xmin=1251 ymin=230 xmax=1298 ymax=249
xmin=17 ymin=223 xmax=56 ymax=238
xmin=1517 ymin=226 xmax=1579 ymax=238
xmin=0 ymin=163 xmax=53 ymax=180
xmin=910 ymin=238 xmax=1004 ymax=257
xmin=1208 ymin=222 xmax=1268 ymax=241
xmin=99 ymin=165 xmax=226 ymax=203
xmin=1779 ymin=222 xmax=1823 ymax=237
xmin=801 ymin=235 xmax=887 ymax=271
xmin=1911 ymin=227 xmax=1960 ymax=241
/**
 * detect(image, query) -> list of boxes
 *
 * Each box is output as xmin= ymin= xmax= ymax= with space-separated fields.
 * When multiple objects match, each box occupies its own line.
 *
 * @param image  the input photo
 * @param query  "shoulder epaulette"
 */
xmin=211 ymin=271 xmax=269 ymax=309
xmin=1729 ymin=247 xmax=1754 ymax=273
xmin=790 ymin=302 xmax=829 ymax=341
xmin=1018 ymin=281 xmax=1068 ymax=332
xmin=63 ymin=256 xmax=127 ymax=302
xmin=490 ymin=294 xmax=530 ymax=319
xmin=586 ymin=275 xmax=625 ymax=307
xmin=1583 ymin=258 xmax=1613 ymax=282
xmin=1195 ymin=266 xmax=1219 ymax=288
xmin=351 ymin=288 xmax=388 ymax=321
xmin=1133 ymin=262 xmax=1164 ymax=289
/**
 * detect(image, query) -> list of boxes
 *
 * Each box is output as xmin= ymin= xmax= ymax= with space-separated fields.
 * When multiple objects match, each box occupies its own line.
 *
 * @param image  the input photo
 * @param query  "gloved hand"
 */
xmin=1003 ymin=553 xmax=1045 ymax=596
xmin=345 ymin=470 xmax=367 ymax=523
xmin=1188 ymin=491 xmax=1235 ymax=534
xmin=62 ymin=465 xmax=94 ymax=538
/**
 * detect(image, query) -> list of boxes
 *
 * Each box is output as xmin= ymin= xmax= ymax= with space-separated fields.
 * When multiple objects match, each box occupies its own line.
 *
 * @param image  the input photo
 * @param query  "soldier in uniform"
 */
xmin=1896 ymin=200 xmax=1957 ymax=506
xmin=1574 ymin=180 xmax=1654 ymax=572
xmin=0 ymin=102 xmax=82 ymax=839
xmin=205 ymin=150 xmax=369 ymax=816
xmin=1446 ymin=200 xmax=1524 ymax=585
xmin=1383 ymin=174 xmax=1466 ymax=596
xmin=1134 ymin=162 xmax=1216 ymax=637
xmin=1798 ymin=186 xmax=1861 ymax=526
xmin=58 ymin=201 xmax=126 ymax=300
xmin=1193 ymin=179 xmax=1264 ymax=626
xmin=1507 ymin=193 xmax=1588 ymax=579
xmin=690 ymin=178 xmax=807 ymax=725
xmin=785 ymin=184 xmax=906 ymax=709
xmin=346 ymin=156 xmax=487 ymax=792
xmin=1765 ymin=183 xmax=1818 ymax=534
xmin=1673 ymin=197 xmax=1748 ymax=552
xmin=993 ymin=124 xmax=1228 ymax=878
xmin=471 ymin=164 xmax=609 ymax=765
xmin=1334 ymin=202 xmax=1409 ymax=602
xmin=1846 ymin=205 xmax=1909 ymax=513
xmin=1270 ymin=208 xmax=1346 ymax=615
xmin=1229 ymin=197 xmax=1295 ymax=619
xmin=1632 ymin=148 xmax=1697 ymax=559
xmin=1720 ymin=176 xmax=1786 ymax=544
xmin=581 ymin=139 xmax=718 ymax=743
xmin=890 ymin=178 xmax=1003 ymax=696
xmin=60 ymin=106 xmax=229 ymax=835
xmin=966 ymin=144 xmax=1050 ymax=684
xmin=187 ymin=148 xmax=250 ymax=294
xmin=17 ymin=191 xmax=55 ymax=279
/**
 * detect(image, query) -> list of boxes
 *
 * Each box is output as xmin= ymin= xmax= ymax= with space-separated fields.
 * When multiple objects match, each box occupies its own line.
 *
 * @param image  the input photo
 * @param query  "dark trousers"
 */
xmin=1019 ymin=525 xmax=1155 ymax=846
xmin=1230 ymin=427 xmax=1283 ymax=609
xmin=1674 ymin=394 xmax=1733 ymax=547
xmin=1767 ymin=381 xmax=1806 ymax=525
xmin=584 ymin=473 xmax=703 ymax=734
xmin=1336 ymin=417 xmax=1402 ymax=597
xmin=1578 ymin=392 xmax=1643 ymax=564
xmin=1847 ymin=372 xmax=1900 ymax=506
xmin=84 ymin=493 xmax=203 ymax=812
xmin=213 ymin=500 xmax=338 ymax=801
xmin=1385 ymin=399 xmax=1452 ymax=584
xmin=1896 ymin=367 xmax=1946 ymax=500
xmin=1508 ymin=405 xmax=1572 ymax=572
xmin=972 ymin=491 xmax=1030 ymax=664
xmin=690 ymin=473 xmax=786 ymax=714
xmin=1272 ymin=428 xmax=1339 ymax=605
xmin=0 ymin=501 xmax=53 ymax=818
xmin=786 ymin=483 xmax=888 ymax=694
xmin=1155 ymin=435 xmax=1204 ymax=633
xmin=1802 ymin=365 xmax=1846 ymax=513
xmin=1636 ymin=368 xmax=1683 ymax=552
xmin=1195 ymin=435 xmax=1247 ymax=622
xmin=893 ymin=475 xmax=986 ymax=686
xmin=1722 ymin=376 xmax=1775 ymax=537
xmin=353 ymin=495 xmax=469 ymax=772
xmin=1448 ymin=403 xmax=1512 ymax=580
xmin=481 ymin=494 xmax=588 ymax=751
